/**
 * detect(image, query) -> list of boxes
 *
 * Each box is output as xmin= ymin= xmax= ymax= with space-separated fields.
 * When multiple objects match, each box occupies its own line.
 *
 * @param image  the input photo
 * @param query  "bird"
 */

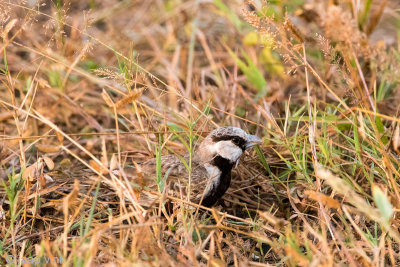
xmin=116 ymin=126 xmax=262 ymax=209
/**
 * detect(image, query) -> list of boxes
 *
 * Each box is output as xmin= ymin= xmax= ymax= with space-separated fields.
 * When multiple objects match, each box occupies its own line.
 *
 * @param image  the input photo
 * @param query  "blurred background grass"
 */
xmin=1 ymin=0 xmax=400 ymax=266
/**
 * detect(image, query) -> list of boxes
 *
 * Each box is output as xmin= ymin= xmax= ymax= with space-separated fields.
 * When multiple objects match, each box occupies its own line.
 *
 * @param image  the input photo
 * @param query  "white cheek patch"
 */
xmin=210 ymin=140 xmax=243 ymax=163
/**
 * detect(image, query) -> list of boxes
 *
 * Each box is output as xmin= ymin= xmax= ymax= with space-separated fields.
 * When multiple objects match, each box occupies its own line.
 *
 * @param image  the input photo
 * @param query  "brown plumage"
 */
xmin=117 ymin=127 xmax=262 ymax=208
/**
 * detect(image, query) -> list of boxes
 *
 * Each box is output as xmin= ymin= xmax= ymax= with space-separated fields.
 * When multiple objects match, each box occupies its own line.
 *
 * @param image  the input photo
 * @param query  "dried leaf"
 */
xmin=39 ymin=174 xmax=47 ymax=188
xmin=39 ymin=174 xmax=54 ymax=189
xmin=42 ymin=156 xmax=54 ymax=170
xmin=90 ymin=160 xmax=107 ymax=174
xmin=0 ymin=111 xmax=13 ymax=122
xmin=56 ymin=131 xmax=64 ymax=145
xmin=305 ymin=190 xmax=340 ymax=209
xmin=44 ymin=174 xmax=54 ymax=183
xmin=22 ymin=159 xmax=44 ymax=181
xmin=63 ymin=179 xmax=80 ymax=217
xmin=109 ymin=154 xmax=118 ymax=171
xmin=36 ymin=144 xmax=60 ymax=153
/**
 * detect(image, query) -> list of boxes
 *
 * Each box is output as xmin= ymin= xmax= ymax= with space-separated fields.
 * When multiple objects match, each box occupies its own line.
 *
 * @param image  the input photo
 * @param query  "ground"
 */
xmin=1 ymin=0 xmax=400 ymax=266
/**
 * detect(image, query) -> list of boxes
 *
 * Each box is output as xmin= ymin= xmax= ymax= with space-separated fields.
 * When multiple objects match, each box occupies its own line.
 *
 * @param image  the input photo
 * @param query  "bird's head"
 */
xmin=196 ymin=126 xmax=262 ymax=166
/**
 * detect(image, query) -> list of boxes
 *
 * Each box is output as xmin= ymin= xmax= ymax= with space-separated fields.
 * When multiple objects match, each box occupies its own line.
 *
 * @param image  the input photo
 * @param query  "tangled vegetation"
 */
xmin=1 ymin=0 xmax=400 ymax=266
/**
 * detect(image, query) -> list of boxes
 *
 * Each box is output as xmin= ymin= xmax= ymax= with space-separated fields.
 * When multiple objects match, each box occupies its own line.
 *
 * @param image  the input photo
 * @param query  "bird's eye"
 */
xmin=232 ymin=137 xmax=240 ymax=145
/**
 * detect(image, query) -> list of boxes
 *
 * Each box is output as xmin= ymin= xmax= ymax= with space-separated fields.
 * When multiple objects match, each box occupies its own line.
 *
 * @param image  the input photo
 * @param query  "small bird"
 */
xmin=119 ymin=126 xmax=262 ymax=208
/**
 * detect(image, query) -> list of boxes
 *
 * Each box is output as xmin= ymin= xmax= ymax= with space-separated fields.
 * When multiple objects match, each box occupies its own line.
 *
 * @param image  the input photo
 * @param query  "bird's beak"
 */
xmin=245 ymin=134 xmax=262 ymax=149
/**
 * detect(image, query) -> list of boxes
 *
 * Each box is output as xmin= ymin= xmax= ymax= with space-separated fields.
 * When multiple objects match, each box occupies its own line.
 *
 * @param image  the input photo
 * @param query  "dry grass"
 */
xmin=1 ymin=0 xmax=400 ymax=266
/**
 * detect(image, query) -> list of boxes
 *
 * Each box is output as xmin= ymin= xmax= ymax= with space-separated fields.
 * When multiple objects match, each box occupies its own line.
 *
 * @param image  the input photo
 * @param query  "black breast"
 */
xmin=200 ymin=155 xmax=234 ymax=207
